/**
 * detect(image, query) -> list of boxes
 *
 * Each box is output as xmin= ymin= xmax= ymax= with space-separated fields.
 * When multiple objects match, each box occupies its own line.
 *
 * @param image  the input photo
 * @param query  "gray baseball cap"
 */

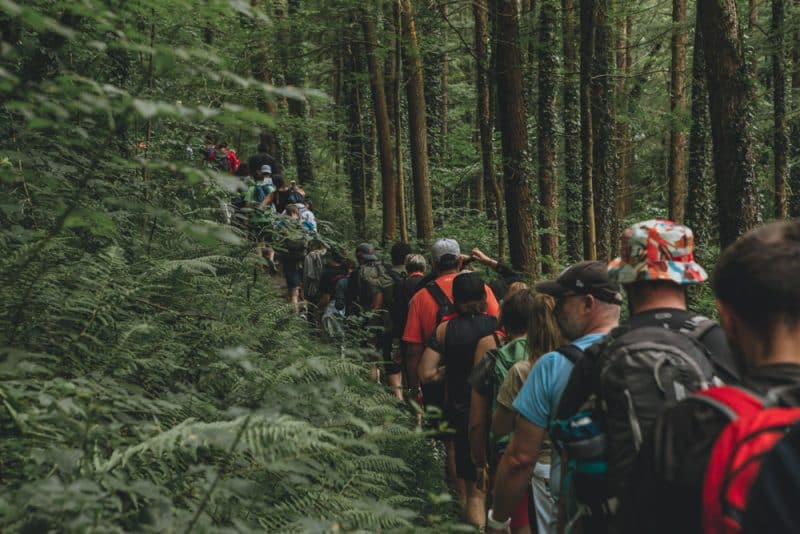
xmin=431 ymin=238 xmax=461 ymax=262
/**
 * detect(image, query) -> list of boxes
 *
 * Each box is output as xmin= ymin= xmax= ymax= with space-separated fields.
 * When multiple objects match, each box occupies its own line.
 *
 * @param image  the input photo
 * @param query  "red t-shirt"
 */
xmin=402 ymin=272 xmax=500 ymax=345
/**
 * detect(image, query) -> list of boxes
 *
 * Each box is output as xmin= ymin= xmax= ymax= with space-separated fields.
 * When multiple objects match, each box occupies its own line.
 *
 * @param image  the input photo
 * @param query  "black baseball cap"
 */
xmin=535 ymin=261 xmax=623 ymax=305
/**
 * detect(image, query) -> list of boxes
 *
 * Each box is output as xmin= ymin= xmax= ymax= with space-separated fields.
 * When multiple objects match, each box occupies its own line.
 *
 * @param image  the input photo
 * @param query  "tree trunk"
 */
xmin=488 ymin=0 xmax=506 ymax=260
xmin=773 ymin=0 xmax=789 ymax=219
xmin=473 ymin=0 xmax=490 ymax=213
xmin=439 ymin=3 xmax=449 ymax=160
xmin=698 ymin=0 xmax=760 ymax=249
xmin=615 ymin=14 xmax=633 ymax=219
xmin=686 ymin=20 xmax=714 ymax=250
xmin=749 ymin=0 xmax=759 ymax=74
xmin=400 ymin=0 xmax=434 ymax=244
xmin=366 ymin=112 xmax=378 ymax=209
xmin=668 ymin=0 xmax=688 ymax=222
xmin=592 ymin=0 xmax=615 ymax=260
xmin=580 ymin=0 xmax=597 ymax=260
xmin=251 ymin=0 xmax=282 ymax=164
xmin=538 ymin=0 xmax=559 ymax=273
xmin=494 ymin=0 xmax=538 ymax=276
xmin=563 ymin=0 xmax=582 ymax=263
xmin=363 ymin=11 xmax=397 ymax=244
xmin=282 ymin=0 xmax=314 ymax=184
xmin=394 ymin=0 xmax=409 ymax=243
xmin=345 ymin=37 xmax=368 ymax=239
xmin=790 ymin=0 xmax=800 ymax=217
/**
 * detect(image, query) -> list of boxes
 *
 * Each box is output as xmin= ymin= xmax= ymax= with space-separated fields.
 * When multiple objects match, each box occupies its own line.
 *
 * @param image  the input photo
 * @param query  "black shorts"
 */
xmin=379 ymin=331 xmax=401 ymax=376
xmin=453 ymin=425 xmax=477 ymax=481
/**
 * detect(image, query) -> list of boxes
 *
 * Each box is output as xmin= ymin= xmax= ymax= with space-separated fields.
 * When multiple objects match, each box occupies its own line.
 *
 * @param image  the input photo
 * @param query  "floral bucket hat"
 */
xmin=608 ymin=218 xmax=708 ymax=285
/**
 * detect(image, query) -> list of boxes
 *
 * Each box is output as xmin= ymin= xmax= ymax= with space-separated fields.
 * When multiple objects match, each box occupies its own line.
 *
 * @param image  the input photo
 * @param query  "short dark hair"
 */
xmin=714 ymin=220 xmax=800 ymax=341
xmin=500 ymin=288 xmax=536 ymax=334
xmin=436 ymin=254 xmax=460 ymax=272
xmin=391 ymin=242 xmax=413 ymax=266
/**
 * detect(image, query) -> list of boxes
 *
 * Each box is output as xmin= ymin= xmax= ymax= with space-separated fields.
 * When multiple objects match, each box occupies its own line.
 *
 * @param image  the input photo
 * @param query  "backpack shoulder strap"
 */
xmin=492 ymin=332 xmax=502 ymax=348
xmin=425 ymin=280 xmax=451 ymax=309
xmin=680 ymin=316 xmax=718 ymax=342
xmin=556 ymin=344 xmax=585 ymax=365
xmin=690 ymin=386 xmax=765 ymax=421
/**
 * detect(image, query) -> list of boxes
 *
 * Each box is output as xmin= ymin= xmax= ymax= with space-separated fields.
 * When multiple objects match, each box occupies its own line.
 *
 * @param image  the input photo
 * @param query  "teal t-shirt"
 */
xmin=512 ymin=332 xmax=606 ymax=500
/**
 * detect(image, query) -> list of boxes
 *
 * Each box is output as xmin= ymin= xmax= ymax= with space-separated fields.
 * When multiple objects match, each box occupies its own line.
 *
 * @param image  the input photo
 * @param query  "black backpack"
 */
xmin=552 ymin=317 xmax=719 ymax=525
xmin=425 ymin=281 xmax=454 ymax=325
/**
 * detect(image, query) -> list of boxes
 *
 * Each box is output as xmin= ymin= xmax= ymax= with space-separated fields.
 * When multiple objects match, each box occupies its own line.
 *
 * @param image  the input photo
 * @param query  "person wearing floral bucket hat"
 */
xmin=607 ymin=218 xmax=739 ymax=383
xmin=543 ymin=219 xmax=741 ymax=534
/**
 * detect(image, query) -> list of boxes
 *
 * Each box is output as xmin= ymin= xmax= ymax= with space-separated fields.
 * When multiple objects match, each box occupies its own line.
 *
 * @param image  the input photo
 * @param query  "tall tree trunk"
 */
xmin=668 ymin=0 xmax=688 ymax=222
xmin=538 ymin=0 xmax=559 ymax=273
xmin=592 ymin=0 xmax=615 ymax=260
xmin=251 ymin=0 xmax=282 ymax=164
xmin=686 ymin=21 xmax=714 ymax=250
xmin=366 ymin=112 xmax=378 ymax=209
xmin=345 ymin=36 xmax=368 ymax=239
xmin=580 ymin=0 xmax=597 ymax=259
xmin=488 ymin=0 xmax=506 ymax=260
xmin=363 ymin=11 xmax=397 ymax=244
xmin=773 ymin=0 xmax=789 ymax=219
xmin=790 ymin=0 xmax=800 ymax=217
xmin=281 ymin=0 xmax=314 ymax=184
xmin=394 ymin=0 xmax=409 ymax=243
xmin=494 ymin=0 xmax=538 ymax=276
xmin=401 ymin=0 xmax=434 ymax=244
xmin=439 ymin=3 xmax=449 ymax=161
xmin=749 ymin=0 xmax=759 ymax=74
xmin=473 ymin=0 xmax=490 ymax=213
xmin=563 ymin=0 xmax=582 ymax=263
xmin=616 ymin=14 xmax=633 ymax=218
xmin=698 ymin=0 xmax=760 ymax=249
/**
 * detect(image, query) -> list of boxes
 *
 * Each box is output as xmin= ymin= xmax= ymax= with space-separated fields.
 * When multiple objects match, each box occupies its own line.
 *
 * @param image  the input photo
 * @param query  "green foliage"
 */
xmin=0 ymin=1 xmax=461 ymax=532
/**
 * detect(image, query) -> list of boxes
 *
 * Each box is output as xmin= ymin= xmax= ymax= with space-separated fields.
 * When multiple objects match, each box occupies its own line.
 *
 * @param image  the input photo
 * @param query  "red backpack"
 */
xmin=692 ymin=386 xmax=800 ymax=534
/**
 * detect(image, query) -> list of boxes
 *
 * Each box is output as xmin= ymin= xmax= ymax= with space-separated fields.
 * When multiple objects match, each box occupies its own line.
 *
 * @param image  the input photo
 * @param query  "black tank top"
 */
xmin=273 ymin=189 xmax=291 ymax=213
xmin=443 ymin=313 xmax=498 ymax=424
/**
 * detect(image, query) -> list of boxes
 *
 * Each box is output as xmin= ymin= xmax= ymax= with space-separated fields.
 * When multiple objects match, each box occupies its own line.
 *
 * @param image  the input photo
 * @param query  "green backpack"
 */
xmin=490 ymin=337 xmax=529 ymax=448
xmin=357 ymin=261 xmax=396 ymax=309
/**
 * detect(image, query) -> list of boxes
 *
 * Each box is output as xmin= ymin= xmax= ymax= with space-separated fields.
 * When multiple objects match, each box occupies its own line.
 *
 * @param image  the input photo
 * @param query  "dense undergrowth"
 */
xmin=0 ymin=1 xmax=462 ymax=531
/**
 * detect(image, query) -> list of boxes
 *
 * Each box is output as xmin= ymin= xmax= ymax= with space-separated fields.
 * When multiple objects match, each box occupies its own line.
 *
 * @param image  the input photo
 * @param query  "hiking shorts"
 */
xmin=282 ymin=261 xmax=302 ymax=289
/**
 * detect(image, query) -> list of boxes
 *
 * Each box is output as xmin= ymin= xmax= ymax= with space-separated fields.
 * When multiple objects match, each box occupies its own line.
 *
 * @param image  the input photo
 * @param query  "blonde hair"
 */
xmin=527 ymin=293 xmax=565 ymax=361
xmin=505 ymin=281 xmax=529 ymax=299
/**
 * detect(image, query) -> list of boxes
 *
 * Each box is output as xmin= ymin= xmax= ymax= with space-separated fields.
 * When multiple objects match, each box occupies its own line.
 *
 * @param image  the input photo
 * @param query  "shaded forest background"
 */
xmin=0 ymin=0 xmax=795 ymax=531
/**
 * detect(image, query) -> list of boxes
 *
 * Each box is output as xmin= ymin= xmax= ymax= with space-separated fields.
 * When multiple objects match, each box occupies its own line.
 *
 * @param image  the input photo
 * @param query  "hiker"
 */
xmin=319 ymin=253 xmax=353 ymax=338
xmin=303 ymin=239 xmax=327 ymax=305
xmin=418 ymin=271 xmax=499 ymax=529
xmin=628 ymin=220 xmax=800 ymax=534
xmin=393 ymin=252 xmax=426 ymax=398
xmin=348 ymin=243 xmax=404 ymax=399
xmin=403 ymin=238 xmax=500 ymax=506
xmin=274 ymin=204 xmax=307 ymax=312
xmin=264 ymin=175 xmax=306 ymax=215
xmin=296 ymin=198 xmax=317 ymax=233
xmin=488 ymin=261 xmax=621 ymax=534
xmin=469 ymin=289 xmax=564 ymax=534
xmin=548 ymin=219 xmax=739 ymax=532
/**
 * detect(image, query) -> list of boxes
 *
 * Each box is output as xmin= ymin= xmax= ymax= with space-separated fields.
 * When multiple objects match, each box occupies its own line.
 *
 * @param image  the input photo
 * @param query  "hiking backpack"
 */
xmin=425 ymin=281 xmax=454 ymax=325
xmin=357 ymin=261 xmax=397 ymax=309
xmin=286 ymin=186 xmax=304 ymax=205
xmin=690 ymin=386 xmax=800 ymax=534
xmin=551 ymin=317 xmax=720 ymax=520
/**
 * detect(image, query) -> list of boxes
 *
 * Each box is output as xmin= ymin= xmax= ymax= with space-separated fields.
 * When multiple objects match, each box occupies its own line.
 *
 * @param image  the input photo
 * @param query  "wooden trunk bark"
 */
xmin=283 ymin=0 xmax=314 ymax=184
xmin=473 ymin=0 xmax=490 ymax=213
xmin=362 ymin=11 xmax=397 ymax=244
xmin=592 ymin=0 xmax=614 ymax=260
xmin=773 ymin=0 xmax=789 ymax=219
xmin=394 ymin=0 xmax=409 ymax=243
xmin=668 ymin=0 xmax=688 ymax=222
xmin=686 ymin=20 xmax=714 ymax=250
xmin=401 ymin=0 xmax=434 ymax=244
xmin=538 ymin=0 xmax=559 ymax=273
xmin=616 ymin=14 xmax=633 ymax=218
xmin=790 ymin=0 xmax=800 ymax=217
xmin=494 ymin=0 xmax=538 ymax=276
xmin=563 ymin=0 xmax=582 ymax=263
xmin=345 ymin=37 xmax=368 ymax=239
xmin=698 ymin=0 xmax=760 ymax=248
xmin=580 ymin=0 xmax=597 ymax=259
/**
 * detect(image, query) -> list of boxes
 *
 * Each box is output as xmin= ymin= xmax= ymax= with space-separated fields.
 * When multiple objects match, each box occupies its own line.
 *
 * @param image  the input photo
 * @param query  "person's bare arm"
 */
xmin=488 ymin=418 xmax=544 ymax=532
xmin=418 ymin=323 xmax=446 ymax=384
xmin=491 ymin=405 xmax=517 ymax=438
xmin=261 ymin=191 xmax=274 ymax=207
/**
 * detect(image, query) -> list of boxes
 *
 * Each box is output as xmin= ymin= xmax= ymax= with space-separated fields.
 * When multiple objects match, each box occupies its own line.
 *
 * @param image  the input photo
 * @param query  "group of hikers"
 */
xmin=207 ymin=145 xmax=800 ymax=534
xmin=300 ymin=218 xmax=800 ymax=534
